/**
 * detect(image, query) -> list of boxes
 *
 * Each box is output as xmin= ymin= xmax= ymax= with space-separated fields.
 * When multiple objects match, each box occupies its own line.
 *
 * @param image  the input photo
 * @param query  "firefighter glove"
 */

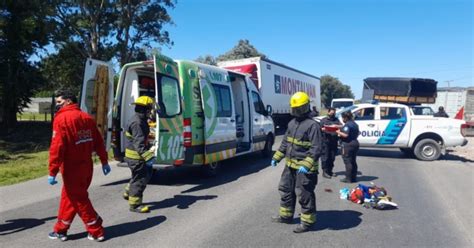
xmin=271 ymin=160 xmax=278 ymax=167
xmin=48 ymin=175 xmax=58 ymax=185
xmin=297 ymin=166 xmax=309 ymax=174
xmin=146 ymin=157 xmax=156 ymax=168
xmin=102 ymin=164 xmax=111 ymax=176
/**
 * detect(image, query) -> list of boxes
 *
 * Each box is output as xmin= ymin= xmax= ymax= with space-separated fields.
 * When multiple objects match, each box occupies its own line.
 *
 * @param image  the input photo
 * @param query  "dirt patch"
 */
xmin=446 ymin=137 xmax=474 ymax=162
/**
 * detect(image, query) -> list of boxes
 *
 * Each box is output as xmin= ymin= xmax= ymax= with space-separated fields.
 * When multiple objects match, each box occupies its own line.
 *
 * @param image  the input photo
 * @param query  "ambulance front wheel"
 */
xmin=201 ymin=161 xmax=220 ymax=177
xmin=262 ymin=135 xmax=274 ymax=158
xmin=414 ymin=138 xmax=441 ymax=161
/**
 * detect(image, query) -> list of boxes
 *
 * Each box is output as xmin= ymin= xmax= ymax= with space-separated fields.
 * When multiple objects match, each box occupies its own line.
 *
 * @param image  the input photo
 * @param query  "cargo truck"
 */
xmin=218 ymin=57 xmax=321 ymax=128
xmin=362 ymin=77 xmax=438 ymax=104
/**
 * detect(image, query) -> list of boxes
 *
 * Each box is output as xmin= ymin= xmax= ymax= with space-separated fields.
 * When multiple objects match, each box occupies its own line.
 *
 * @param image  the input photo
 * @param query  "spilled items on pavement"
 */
xmin=340 ymin=183 xmax=398 ymax=210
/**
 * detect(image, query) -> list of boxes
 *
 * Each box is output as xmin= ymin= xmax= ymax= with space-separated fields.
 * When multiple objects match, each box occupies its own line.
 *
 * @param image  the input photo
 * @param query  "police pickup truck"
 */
xmin=319 ymin=102 xmax=468 ymax=161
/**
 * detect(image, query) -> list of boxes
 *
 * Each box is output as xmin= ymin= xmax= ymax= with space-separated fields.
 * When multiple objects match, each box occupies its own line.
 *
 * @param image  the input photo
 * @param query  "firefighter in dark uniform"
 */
xmin=123 ymin=96 xmax=156 ymax=213
xmin=320 ymin=107 xmax=341 ymax=179
xmin=271 ymin=92 xmax=322 ymax=233
xmin=335 ymin=111 xmax=360 ymax=183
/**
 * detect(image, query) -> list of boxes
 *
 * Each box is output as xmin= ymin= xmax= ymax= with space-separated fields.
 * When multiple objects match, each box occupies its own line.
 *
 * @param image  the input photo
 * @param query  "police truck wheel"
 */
xmin=414 ymin=139 xmax=441 ymax=161
xmin=201 ymin=161 xmax=220 ymax=177
xmin=262 ymin=135 xmax=274 ymax=158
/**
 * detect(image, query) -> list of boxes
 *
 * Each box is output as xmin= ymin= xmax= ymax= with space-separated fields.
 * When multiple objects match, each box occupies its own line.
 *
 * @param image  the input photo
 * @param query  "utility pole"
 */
xmin=444 ymin=80 xmax=454 ymax=112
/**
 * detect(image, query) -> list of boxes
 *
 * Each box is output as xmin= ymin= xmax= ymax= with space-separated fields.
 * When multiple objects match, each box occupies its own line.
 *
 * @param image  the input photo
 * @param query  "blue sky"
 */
xmin=161 ymin=0 xmax=472 ymax=98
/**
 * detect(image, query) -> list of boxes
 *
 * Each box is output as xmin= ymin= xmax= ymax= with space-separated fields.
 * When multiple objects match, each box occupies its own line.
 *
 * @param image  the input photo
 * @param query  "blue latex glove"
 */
xmin=145 ymin=157 xmax=156 ymax=168
xmin=48 ymin=175 xmax=57 ymax=185
xmin=271 ymin=160 xmax=278 ymax=167
xmin=102 ymin=164 xmax=111 ymax=176
xmin=297 ymin=166 xmax=309 ymax=174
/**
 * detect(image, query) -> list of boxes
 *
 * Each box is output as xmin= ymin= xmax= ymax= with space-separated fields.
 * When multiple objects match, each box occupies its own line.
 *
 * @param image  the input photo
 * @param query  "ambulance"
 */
xmin=80 ymin=55 xmax=274 ymax=175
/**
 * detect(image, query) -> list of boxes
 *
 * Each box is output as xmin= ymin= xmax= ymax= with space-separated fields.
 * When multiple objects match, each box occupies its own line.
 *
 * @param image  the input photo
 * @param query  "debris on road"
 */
xmin=340 ymin=183 xmax=398 ymax=210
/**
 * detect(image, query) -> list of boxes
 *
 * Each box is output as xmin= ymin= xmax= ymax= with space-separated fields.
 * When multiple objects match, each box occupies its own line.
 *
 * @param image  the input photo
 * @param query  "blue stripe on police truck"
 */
xmin=376 ymin=118 xmax=407 ymax=145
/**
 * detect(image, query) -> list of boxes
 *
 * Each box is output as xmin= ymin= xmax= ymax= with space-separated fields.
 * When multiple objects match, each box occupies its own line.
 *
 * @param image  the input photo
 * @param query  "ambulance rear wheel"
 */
xmin=201 ymin=161 xmax=220 ymax=177
xmin=262 ymin=135 xmax=274 ymax=158
xmin=414 ymin=139 xmax=441 ymax=161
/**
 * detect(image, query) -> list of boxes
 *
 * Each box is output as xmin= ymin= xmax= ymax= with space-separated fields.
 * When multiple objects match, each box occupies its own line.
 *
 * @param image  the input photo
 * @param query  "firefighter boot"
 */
xmin=293 ymin=222 xmax=312 ymax=233
xmin=130 ymin=205 xmax=150 ymax=213
xmin=271 ymin=216 xmax=292 ymax=224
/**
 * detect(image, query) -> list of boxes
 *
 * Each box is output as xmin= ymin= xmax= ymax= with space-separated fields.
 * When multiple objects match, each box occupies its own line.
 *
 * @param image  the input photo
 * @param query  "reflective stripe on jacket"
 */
xmin=124 ymin=113 xmax=153 ymax=161
xmin=272 ymin=116 xmax=322 ymax=172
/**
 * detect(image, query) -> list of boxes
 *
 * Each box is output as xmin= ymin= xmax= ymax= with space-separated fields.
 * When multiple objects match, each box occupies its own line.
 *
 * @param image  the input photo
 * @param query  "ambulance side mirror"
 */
xmin=266 ymin=105 xmax=273 ymax=116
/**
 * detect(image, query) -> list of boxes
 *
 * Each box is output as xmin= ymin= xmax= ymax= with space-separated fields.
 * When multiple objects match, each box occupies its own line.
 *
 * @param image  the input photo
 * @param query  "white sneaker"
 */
xmin=87 ymin=233 xmax=105 ymax=242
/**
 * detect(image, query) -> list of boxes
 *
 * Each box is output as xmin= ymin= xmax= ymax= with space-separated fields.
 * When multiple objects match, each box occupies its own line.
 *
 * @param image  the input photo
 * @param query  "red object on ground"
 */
xmin=49 ymin=104 xmax=108 ymax=237
xmin=455 ymin=106 xmax=464 ymax=120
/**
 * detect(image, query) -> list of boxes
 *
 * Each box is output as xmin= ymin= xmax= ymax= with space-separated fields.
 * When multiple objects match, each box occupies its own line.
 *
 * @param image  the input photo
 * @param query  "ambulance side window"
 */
xmin=252 ymin=91 xmax=266 ymax=115
xmin=354 ymin=107 xmax=375 ymax=121
xmin=211 ymin=84 xmax=232 ymax=117
xmin=157 ymin=75 xmax=181 ymax=117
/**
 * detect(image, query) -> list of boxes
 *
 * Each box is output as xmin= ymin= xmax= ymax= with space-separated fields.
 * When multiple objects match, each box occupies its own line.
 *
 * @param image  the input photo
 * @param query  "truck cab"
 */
xmin=331 ymin=98 xmax=354 ymax=110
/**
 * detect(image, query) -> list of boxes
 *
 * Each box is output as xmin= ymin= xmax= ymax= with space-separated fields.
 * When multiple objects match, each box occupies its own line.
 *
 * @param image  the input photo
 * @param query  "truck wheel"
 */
xmin=262 ymin=135 xmax=274 ymax=158
xmin=414 ymin=139 xmax=441 ymax=161
xmin=201 ymin=161 xmax=220 ymax=177
xmin=399 ymin=148 xmax=414 ymax=157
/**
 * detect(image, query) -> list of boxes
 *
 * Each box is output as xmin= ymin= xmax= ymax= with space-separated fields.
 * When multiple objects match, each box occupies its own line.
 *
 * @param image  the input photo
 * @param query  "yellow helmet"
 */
xmin=133 ymin=96 xmax=154 ymax=107
xmin=290 ymin=92 xmax=310 ymax=107
xmin=290 ymin=92 xmax=310 ymax=117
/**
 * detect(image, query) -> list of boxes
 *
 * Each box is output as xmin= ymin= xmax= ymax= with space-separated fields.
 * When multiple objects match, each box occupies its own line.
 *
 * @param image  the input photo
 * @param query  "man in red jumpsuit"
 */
xmin=48 ymin=90 xmax=111 ymax=242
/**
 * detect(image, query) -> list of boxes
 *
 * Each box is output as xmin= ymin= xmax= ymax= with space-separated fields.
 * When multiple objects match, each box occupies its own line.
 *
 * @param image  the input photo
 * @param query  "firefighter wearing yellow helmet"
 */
xmin=271 ymin=91 xmax=322 ymax=233
xmin=123 ymin=95 xmax=156 ymax=213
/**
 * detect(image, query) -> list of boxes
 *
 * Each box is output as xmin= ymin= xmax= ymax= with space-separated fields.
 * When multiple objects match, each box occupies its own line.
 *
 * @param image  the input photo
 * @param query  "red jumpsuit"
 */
xmin=49 ymin=104 xmax=108 ymax=237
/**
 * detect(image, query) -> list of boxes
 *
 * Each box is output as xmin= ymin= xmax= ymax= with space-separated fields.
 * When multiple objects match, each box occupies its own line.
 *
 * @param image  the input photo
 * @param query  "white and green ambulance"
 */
xmin=81 ymin=56 xmax=275 ymax=175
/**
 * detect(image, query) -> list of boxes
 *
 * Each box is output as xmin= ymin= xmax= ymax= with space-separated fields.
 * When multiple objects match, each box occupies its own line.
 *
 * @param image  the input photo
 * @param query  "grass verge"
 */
xmin=0 ymin=122 xmax=52 ymax=186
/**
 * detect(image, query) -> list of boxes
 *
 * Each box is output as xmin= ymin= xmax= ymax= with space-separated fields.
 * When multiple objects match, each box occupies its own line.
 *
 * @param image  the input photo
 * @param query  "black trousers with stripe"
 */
xmin=125 ymin=158 xmax=152 ymax=203
xmin=278 ymin=165 xmax=318 ymax=221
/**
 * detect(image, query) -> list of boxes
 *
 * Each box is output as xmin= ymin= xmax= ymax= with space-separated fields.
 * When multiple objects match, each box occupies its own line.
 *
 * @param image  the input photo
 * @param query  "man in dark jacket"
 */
xmin=308 ymin=106 xmax=319 ymax=118
xmin=434 ymin=106 xmax=449 ymax=118
xmin=123 ymin=96 xmax=156 ymax=213
xmin=320 ymin=107 xmax=341 ymax=179
xmin=271 ymin=92 xmax=322 ymax=233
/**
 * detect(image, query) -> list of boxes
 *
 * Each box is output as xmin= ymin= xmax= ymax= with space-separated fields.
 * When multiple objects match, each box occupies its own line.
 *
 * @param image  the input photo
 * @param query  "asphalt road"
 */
xmin=1 ymin=135 xmax=473 ymax=247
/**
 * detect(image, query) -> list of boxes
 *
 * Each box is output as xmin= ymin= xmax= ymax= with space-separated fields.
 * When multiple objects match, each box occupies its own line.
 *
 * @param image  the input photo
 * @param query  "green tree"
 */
xmin=52 ymin=0 xmax=175 ymax=66
xmin=216 ymin=39 xmax=266 ymax=62
xmin=39 ymin=42 xmax=87 ymax=94
xmin=320 ymin=75 xmax=355 ymax=108
xmin=195 ymin=55 xmax=217 ymax=65
xmin=0 ymin=0 xmax=53 ymax=130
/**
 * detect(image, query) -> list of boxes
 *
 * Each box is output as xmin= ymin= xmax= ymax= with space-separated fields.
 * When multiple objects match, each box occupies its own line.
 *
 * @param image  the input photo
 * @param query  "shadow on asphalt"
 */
xmin=333 ymin=171 xmax=379 ymax=182
xmin=442 ymin=152 xmax=474 ymax=163
xmin=0 ymin=216 xmax=56 ymax=236
xmin=102 ymin=153 xmax=272 ymax=192
xmin=312 ymin=210 xmax=362 ymax=231
xmin=357 ymin=148 xmax=473 ymax=163
xmin=144 ymin=194 xmax=218 ymax=211
xmin=142 ymin=153 xmax=272 ymax=193
xmin=68 ymin=215 xmax=167 ymax=241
